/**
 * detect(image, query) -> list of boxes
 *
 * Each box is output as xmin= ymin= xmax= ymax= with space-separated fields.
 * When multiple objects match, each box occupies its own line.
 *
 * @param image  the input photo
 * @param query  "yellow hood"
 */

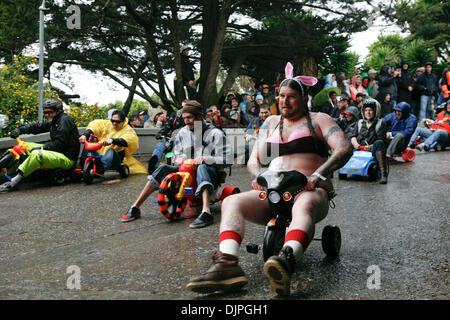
xmin=86 ymin=119 xmax=148 ymax=174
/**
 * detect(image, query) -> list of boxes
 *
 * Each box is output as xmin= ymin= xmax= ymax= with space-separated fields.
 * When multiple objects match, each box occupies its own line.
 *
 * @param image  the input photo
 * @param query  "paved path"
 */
xmin=0 ymin=151 xmax=448 ymax=300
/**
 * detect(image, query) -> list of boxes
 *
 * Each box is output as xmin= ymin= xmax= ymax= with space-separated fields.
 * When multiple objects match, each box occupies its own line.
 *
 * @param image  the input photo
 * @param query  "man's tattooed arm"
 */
xmin=316 ymin=124 xmax=352 ymax=176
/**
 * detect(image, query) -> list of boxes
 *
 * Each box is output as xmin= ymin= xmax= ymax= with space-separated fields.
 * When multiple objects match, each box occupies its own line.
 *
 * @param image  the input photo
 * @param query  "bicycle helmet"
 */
xmin=361 ymin=98 xmax=380 ymax=120
xmin=43 ymin=98 xmax=63 ymax=112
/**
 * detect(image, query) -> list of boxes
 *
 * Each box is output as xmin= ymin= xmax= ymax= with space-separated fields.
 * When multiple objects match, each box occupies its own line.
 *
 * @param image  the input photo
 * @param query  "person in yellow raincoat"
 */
xmin=78 ymin=110 xmax=147 ymax=176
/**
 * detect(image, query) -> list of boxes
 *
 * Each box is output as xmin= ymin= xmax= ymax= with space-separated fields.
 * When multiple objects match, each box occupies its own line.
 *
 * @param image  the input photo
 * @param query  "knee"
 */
xmin=27 ymin=150 xmax=41 ymax=162
xmin=196 ymin=164 xmax=209 ymax=174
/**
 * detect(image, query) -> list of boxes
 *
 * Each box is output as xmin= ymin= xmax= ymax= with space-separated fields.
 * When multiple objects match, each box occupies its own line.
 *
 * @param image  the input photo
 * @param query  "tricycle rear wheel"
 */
xmin=322 ymin=225 xmax=341 ymax=257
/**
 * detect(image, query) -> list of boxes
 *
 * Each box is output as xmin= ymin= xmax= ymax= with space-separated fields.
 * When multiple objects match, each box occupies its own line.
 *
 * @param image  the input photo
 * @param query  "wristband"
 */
xmin=311 ymin=172 xmax=327 ymax=181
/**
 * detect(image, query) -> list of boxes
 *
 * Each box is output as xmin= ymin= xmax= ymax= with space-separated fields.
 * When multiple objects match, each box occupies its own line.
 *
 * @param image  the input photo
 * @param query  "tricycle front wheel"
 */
xmin=263 ymin=226 xmax=286 ymax=262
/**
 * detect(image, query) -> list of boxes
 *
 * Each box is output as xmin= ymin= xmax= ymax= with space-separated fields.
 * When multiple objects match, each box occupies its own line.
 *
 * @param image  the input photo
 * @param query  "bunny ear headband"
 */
xmin=281 ymin=62 xmax=318 ymax=96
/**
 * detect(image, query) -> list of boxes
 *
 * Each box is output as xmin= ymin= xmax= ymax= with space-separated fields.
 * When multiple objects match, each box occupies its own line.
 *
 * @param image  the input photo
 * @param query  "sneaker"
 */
xmin=0 ymin=181 xmax=16 ymax=193
xmin=189 ymin=211 xmax=213 ymax=229
xmin=186 ymin=250 xmax=248 ymax=293
xmin=121 ymin=206 xmax=141 ymax=222
xmin=415 ymin=143 xmax=425 ymax=152
xmin=147 ymin=155 xmax=159 ymax=174
xmin=263 ymin=246 xmax=296 ymax=297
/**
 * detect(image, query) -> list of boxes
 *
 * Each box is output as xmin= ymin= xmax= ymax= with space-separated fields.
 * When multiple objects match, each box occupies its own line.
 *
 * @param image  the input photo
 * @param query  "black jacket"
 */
xmin=416 ymin=71 xmax=439 ymax=96
xmin=18 ymin=112 xmax=80 ymax=160
xmin=377 ymin=65 xmax=398 ymax=101
xmin=181 ymin=54 xmax=195 ymax=83
xmin=397 ymin=69 xmax=413 ymax=103
xmin=157 ymin=110 xmax=185 ymax=138
xmin=351 ymin=119 xmax=387 ymax=147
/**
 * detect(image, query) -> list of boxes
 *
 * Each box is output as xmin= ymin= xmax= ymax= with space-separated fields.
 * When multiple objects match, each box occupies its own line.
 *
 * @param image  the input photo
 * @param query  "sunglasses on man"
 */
xmin=43 ymin=110 xmax=54 ymax=115
xmin=111 ymin=119 xmax=123 ymax=124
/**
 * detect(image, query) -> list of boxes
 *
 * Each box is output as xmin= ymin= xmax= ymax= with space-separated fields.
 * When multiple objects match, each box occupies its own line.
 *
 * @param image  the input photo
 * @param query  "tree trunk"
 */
xmin=122 ymin=76 xmax=139 ymax=116
xmin=300 ymin=56 xmax=318 ymax=76
xmin=197 ymin=0 xmax=233 ymax=108
xmin=169 ymin=0 xmax=185 ymax=105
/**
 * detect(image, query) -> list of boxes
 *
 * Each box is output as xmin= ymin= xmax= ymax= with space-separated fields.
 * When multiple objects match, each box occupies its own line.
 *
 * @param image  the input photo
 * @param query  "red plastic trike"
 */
xmin=157 ymin=160 xmax=240 ymax=221
xmin=82 ymin=134 xmax=130 ymax=184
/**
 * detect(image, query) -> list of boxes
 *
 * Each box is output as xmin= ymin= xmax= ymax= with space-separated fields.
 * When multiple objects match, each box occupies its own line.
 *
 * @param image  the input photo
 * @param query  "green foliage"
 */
xmin=67 ymin=103 xmax=106 ymax=127
xmin=364 ymin=45 xmax=399 ymax=73
xmin=390 ymin=0 xmax=449 ymax=61
xmin=0 ymin=56 xmax=58 ymax=137
xmin=0 ymin=56 xmax=106 ymax=137
xmin=403 ymin=39 xmax=436 ymax=70
xmin=363 ymin=34 xmax=436 ymax=73
xmin=0 ymin=0 xmax=39 ymax=64
xmin=105 ymin=99 xmax=152 ymax=118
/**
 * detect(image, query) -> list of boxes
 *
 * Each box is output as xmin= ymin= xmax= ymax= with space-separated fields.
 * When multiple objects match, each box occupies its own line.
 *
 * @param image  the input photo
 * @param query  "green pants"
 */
xmin=18 ymin=144 xmax=74 ymax=177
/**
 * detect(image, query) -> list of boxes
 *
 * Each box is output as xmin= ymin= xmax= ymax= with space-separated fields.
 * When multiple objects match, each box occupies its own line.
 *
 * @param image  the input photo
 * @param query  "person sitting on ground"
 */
xmin=150 ymin=112 xmax=167 ymax=129
xmin=222 ymin=100 xmax=243 ymax=128
xmin=330 ymin=95 xmax=349 ymax=120
xmin=238 ymin=92 xmax=253 ymax=114
xmin=337 ymin=106 xmax=360 ymax=142
xmin=244 ymin=99 xmax=261 ymax=125
xmin=129 ymin=114 xmax=141 ymax=128
xmin=407 ymin=99 xmax=450 ymax=151
xmin=350 ymin=99 xmax=389 ymax=184
xmin=381 ymin=101 xmax=418 ymax=158
xmin=206 ymin=105 xmax=223 ymax=128
xmin=0 ymin=98 xmax=80 ymax=192
xmin=316 ymin=91 xmax=338 ymax=115
xmin=349 ymin=93 xmax=365 ymax=118
xmin=378 ymin=92 xmax=393 ymax=118
xmin=121 ymin=101 xmax=232 ymax=227
xmin=147 ymin=104 xmax=186 ymax=174
xmin=79 ymin=109 xmax=147 ymax=177
xmin=186 ymin=62 xmax=352 ymax=297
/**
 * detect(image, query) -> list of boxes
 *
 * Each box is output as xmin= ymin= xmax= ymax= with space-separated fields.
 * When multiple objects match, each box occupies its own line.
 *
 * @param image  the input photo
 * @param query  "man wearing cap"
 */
xmin=330 ymin=95 xmax=349 ymax=120
xmin=416 ymin=62 xmax=439 ymax=121
xmin=181 ymin=46 xmax=197 ymax=100
xmin=261 ymin=84 xmax=275 ymax=110
xmin=339 ymin=106 xmax=360 ymax=142
xmin=367 ymin=69 xmax=378 ymax=98
xmin=121 ymin=100 xmax=233 ymax=228
xmin=0 ymin=98 xmax=79 ymax=192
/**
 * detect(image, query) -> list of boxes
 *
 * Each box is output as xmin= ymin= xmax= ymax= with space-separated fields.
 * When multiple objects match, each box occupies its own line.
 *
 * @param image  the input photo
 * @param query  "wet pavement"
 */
xmin=0 ymin=151 xmax=448 ymax=300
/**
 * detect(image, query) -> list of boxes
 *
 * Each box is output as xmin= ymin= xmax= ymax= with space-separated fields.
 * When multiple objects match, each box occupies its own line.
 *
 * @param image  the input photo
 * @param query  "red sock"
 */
xmin=284 ymin=229 xmax=310 ymax=259
xmin=219 ymin=230 xmax=242 ymax=255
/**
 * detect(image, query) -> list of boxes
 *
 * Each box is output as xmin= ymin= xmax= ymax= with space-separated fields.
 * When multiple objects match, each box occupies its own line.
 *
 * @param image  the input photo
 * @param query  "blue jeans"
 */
xmin=147 ymin=164 xmax=221 ymax=198
xmin=408 ymin=127 xmax=449 ymax=150
xmin=419 ymin=95 xmax=433 ymax=122
xmin=371 ymin=140 xmax=386 ymax=154
xmin=152 ymin=138 xmax=170 ymax=167
xmin=101 ymin=148 xmax=124 ymax=171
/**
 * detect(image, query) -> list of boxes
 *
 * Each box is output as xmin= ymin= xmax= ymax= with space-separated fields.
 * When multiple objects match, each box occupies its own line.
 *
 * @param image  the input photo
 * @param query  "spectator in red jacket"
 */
xmin=407 ymin=99 xmax=450 ymax=151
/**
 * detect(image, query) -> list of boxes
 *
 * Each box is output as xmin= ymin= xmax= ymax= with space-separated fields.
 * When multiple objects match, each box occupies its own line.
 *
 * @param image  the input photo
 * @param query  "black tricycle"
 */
xmin=246 ymin=170 xmax=342 ymax=261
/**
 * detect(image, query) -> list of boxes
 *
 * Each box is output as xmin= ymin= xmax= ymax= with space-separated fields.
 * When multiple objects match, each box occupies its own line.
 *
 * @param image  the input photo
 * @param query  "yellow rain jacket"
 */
xmin=86 ymin=119 xmax=148 ymax=174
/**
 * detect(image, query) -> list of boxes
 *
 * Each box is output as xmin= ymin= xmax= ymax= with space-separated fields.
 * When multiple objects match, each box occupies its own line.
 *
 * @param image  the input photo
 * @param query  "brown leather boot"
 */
xmin=263 ymin=246 xmax=296 ymax=297
xmin=186 ymin=250 xmax=248 ymax=293
xmin=375 ymin=150 xmax=388 ymax=184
